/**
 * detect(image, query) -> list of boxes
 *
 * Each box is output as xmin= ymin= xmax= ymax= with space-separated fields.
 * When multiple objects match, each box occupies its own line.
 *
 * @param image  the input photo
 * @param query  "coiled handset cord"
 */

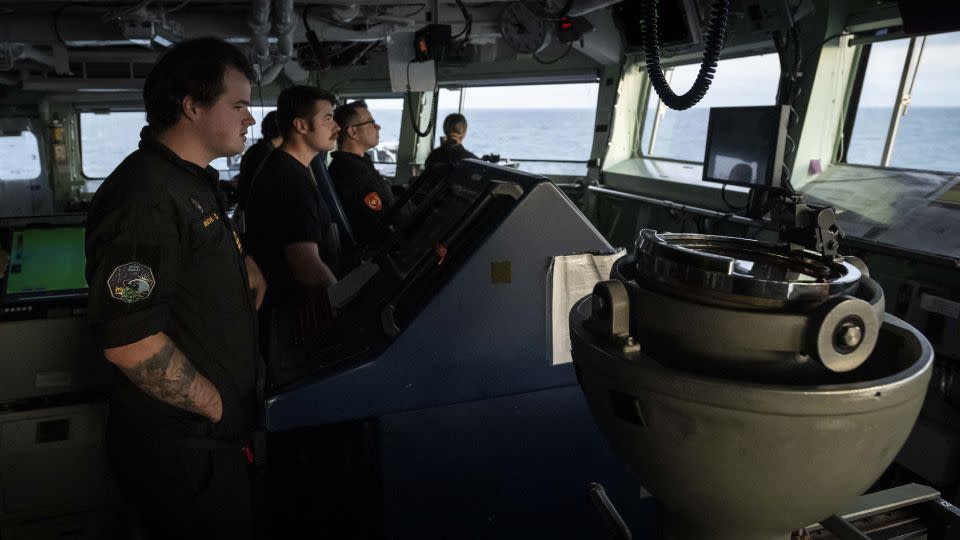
xmin=641 ymin=0 xmax=731 ymax=111
xmin=406 ymin=59 xmax=439 ymax=138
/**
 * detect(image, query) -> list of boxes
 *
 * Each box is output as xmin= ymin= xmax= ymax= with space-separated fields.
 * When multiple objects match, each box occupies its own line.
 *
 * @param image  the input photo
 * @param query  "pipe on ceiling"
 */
xmin=248 ymin=0 xmax=271 ymax=65
xmin=254 ymin=0 xmax=296 ymax=85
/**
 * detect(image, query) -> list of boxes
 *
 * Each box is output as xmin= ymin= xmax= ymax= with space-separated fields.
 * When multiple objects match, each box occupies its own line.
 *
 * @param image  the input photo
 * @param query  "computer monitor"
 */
xmin=1 ymin=226 xmax=87 ymax=300
xmin=702 ymin=105 xmax=790 ymax=189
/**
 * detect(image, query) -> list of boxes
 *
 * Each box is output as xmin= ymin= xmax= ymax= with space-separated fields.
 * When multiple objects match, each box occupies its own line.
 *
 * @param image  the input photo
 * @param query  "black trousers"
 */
xmin=106 ymin=423 xmax=254 ymax=540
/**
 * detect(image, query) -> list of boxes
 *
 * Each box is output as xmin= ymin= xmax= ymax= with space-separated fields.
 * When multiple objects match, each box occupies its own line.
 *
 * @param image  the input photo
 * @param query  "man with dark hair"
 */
xmin=329 ymin=100 xmax=396 ymax=247
xmin=237 ymin=110 xmax=282 ymax=210
xmin=424 ymin=113 xmax=478 ymax=170
xmin=85 ymin=37 xmax=266 ymax=539
xmin=245 ymin=84 xmax=339 ymax=320
xmin=244 ymin=85 xmax=340 ymax=390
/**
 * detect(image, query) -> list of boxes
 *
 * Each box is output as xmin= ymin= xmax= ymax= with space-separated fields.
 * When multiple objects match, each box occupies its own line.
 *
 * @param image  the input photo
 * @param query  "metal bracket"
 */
xmin=587 ymin=280 xmax=641 ymax=355
xmin=774 ymin=193 xmax=844 ymax=262
xmin=819 ymin=514 xmax=872 ymax=540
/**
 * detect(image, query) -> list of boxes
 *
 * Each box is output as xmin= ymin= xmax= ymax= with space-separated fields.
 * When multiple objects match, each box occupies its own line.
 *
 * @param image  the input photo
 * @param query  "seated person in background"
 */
xmin=245 ymin=86 xmax=340 ymax=332
xmin=237 ymin=110 xmax=282 ymax=210
xmin=424 ymin=113 xmax=478 ymax=171
xmin=329 ymin=100 xmax=396 ymax=247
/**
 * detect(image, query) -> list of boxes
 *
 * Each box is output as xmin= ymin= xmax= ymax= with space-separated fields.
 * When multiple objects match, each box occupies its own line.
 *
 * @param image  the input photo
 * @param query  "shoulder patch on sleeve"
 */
xmin=107 ymin=262 xmax=156 ymax=303
xmin=363 ymin=192 xmax=383 ymax=212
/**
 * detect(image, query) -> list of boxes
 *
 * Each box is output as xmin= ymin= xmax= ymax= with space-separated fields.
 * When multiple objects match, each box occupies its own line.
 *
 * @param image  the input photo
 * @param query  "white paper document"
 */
xmin=549 ymin=249 xmax=626 ymax=365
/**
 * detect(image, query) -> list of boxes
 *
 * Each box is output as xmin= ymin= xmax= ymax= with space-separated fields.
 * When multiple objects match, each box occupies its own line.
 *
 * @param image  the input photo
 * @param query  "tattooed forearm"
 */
xmin=118 ymin=337 xmax=223 ymax=422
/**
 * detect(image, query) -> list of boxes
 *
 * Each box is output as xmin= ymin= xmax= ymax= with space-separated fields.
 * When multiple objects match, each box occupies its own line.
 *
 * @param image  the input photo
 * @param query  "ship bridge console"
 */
xmin=261 ymin=159 xmax=658 ymax=537
xmin=0 ymin=214 xmax=113 ymax=537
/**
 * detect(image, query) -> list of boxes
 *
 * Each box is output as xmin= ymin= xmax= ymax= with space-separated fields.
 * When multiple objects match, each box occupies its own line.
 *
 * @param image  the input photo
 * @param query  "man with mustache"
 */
xmin=245 ymin=85 xmax=340 ymax=300
xmin=244 ymin=86 xmax=341 ymax=383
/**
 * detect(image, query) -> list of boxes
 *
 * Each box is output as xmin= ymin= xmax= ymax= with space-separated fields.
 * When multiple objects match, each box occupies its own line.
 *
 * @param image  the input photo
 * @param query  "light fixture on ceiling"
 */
xmin=120 ymin=16 xmax=182 ymax=49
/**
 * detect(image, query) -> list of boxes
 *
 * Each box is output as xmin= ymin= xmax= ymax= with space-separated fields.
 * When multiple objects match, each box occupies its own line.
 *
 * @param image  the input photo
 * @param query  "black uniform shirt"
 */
xmin=236 ymin=138 xmax=274 ymax=211
xmin=85 ymin=127 xmax=259 ymax=441
xmin=424 ymin=142 xmax=478 ymax=171
xmin=328 ymin=151 xmax=396 ymax=246
xmin=244 ymin=150 xmax=332 ymax=307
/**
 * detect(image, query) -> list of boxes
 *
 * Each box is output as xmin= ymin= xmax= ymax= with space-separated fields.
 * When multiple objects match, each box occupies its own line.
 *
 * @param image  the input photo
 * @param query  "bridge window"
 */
xmin=434 ymin=82 xmax=599 ymax=176
xmin=639 ymin=54 xmax=781 ymax=162
xmin=81 ymin=107 xmax=276 ymax=182
xmin=845 ymin=31 xmax=960 ymax=173
xmin=80 ymin=111 xmax=143 ymax=179
xmin=346 ymin=98 xmax=403 ymax=177
xmin=0 ymin=129 xmax=41 ymax=181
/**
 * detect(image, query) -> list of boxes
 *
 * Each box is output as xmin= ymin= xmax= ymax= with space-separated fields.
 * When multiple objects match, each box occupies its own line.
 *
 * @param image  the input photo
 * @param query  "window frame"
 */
xmin=637 ymin=68 xmax=706 ymax=164
xmin=78 ymin=107 xmax=280 ymax=180
xmin=635 ymin=52 xmax=783 ymax=166
xmin=0 ymin=124 xmax=43 ymax=182
xmin=77 ymin=107 xmax=144 ymax=180
xmin=434 ymin=81 xmax=600 ymax=175
xmin=840 ymin=33 xmax=957 ymax=174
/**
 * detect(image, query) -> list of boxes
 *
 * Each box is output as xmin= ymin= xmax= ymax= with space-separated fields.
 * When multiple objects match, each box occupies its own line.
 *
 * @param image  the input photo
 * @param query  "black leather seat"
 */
xmin=311 ymin=152 xmax=356 ymax=252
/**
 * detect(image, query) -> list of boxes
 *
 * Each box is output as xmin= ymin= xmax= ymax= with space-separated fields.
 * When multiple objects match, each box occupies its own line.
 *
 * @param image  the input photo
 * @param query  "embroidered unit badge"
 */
xmin=107 ymin=262 xmax=156 ymax=303
xmin=363 ymin=192 xmax=383 ymax=211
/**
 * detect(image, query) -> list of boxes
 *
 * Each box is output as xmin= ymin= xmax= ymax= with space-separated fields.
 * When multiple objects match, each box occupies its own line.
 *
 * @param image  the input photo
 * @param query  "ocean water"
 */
xmin=11 ymin=106 xmax=957 ymax=188
xmin=74 ymin=108 xmax=600 ymax=181
xmin=847 ymin=107 xmax=960 ymax=171
xmin=646 ymin=107 xmax=960 ymax=173
xmin=360 ymin=108 xmax=600 ymax=177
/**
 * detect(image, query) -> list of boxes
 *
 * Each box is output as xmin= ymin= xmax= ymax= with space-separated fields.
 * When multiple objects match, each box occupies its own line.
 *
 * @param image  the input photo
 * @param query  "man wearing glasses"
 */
xmin=329 ymin=100 xmax=396 ymax=248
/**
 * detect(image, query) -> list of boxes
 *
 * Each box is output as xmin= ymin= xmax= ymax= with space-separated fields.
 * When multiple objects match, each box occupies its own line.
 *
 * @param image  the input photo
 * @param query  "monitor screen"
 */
xmin=702 ymin=105 xmax=790 ymax=189
xmin=4 ymin=227 xmax=87 ymax=297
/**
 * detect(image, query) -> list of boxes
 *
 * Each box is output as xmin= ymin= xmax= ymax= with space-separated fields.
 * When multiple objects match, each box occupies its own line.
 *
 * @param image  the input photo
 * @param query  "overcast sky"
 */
xmin=651 ymin=30 xmax=959 ymax=109
xmin=365 ymin=83 xmax=599 ymax=110
xmin=857 ymin=31 xmax=960 ymax=107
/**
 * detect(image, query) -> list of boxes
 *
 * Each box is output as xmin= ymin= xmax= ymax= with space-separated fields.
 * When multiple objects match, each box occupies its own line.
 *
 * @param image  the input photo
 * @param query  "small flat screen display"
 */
xmin=703 ymin=105 xmax=789 ymax=189
xmin=4 ymin=227 xmax=87 ymax=296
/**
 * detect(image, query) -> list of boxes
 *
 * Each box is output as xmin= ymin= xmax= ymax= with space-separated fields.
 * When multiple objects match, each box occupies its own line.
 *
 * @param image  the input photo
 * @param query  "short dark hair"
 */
xmin=261 ymin=110 xmax=280 ymax=140
xmin=334 ymin=100 xmax=368 ymax=133
xmin=443 ymin=113 xmax=468 ymax=137
xmin=277 ymin=86 xmax=338 ymax=137
xmin=143 ymin=37 xmax=255 ymax=133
